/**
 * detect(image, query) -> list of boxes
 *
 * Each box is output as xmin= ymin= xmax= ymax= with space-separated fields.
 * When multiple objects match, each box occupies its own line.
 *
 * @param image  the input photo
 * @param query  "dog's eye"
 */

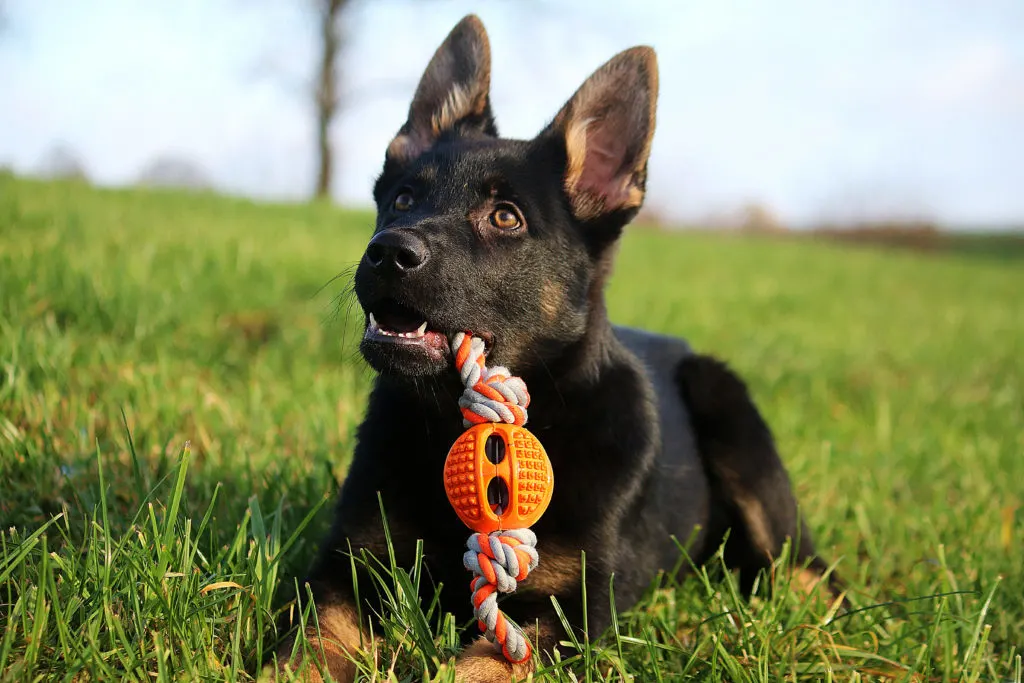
xmin=393 ymin=192 xmax=415 ymax=212
xmin=489 ymin=205 xmax=522 ymax=231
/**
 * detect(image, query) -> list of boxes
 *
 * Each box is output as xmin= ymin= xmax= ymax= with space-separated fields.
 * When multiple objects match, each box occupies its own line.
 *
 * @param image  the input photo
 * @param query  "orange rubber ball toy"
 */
xmin=443 ymin=423 xmax=553 ymax=533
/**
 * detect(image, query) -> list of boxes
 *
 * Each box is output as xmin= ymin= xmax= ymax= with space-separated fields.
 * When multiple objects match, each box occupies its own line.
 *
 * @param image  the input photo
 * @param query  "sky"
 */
xmin=1 ymin=0 xmax=1022 ymax=228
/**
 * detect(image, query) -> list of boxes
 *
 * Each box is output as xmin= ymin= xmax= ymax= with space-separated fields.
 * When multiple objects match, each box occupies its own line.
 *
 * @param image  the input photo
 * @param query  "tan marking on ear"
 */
xmin=431 ymin=83 xmax=475 ymax=137
xmin=551 ymin=46 xmax=659 ymax=220
xmin=624 ymin=183 xmax=645 ymax=209
xmin=539 ymin=281 xmax=564 ymax=323
xmin=562 ymin=113 xmax=650 ymax=219
xmin=563 ymin=116 xmax=593 ymax=198
xmin=454 ymin=634 xmax=536 ymax=682
xmin=386 ymin=134 xmax=418 ymax=163
xmin=385 ymin=16 xmax=493 ymax=165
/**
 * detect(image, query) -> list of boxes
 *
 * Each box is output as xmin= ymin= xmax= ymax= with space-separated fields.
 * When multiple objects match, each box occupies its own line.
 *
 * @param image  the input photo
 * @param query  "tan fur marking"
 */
xmin=553 ymin=47 xmax=658 ymax=220
xmin=385 ymin=16 xmax=492 ymax=164
xmin=571 ymin=193 xmax=608 ymax=223
xmin=569 ymin=180 xmax=646 ymax=222
xmin=623 ymin=183 xmax=645 ymax=210
xmin=539 ymin=281 xmax=564 ymax=323
xmin=276 ymin=603 xmax=364 ymax=683
xmin=522 ymin=544 xmax=582 ymax=596
xmin=717 ymin=463 xmax=775 ymax=558
xmin=731 ymin=490 xmax=776 ymax=558
xmin=431 ymin=83 xmax=475 ymax=137
xmin=386 ymin=134 xmax=418 ymax=163
xmin=789 ymin=567 xmax=841 ymax=606
xmin=562 ymin=116 xmax=593 ymax=197
xmin=454 ymin=634 xmax=537 ymax=682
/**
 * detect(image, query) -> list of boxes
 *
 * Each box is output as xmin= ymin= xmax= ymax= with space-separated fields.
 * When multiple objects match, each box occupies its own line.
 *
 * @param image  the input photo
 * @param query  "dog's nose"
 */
xmin=364 ymin=230 xmax=430 ymax=274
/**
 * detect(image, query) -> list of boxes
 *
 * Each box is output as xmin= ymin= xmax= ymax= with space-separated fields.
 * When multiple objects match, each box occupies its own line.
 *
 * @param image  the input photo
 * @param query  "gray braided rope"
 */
xmin=464 ymin=529 xmax=539 ymax=662
xmin=451 ymin=332 xmax=530 ymax=428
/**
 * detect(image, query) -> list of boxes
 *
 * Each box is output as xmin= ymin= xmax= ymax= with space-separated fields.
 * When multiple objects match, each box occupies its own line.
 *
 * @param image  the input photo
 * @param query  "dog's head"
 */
xmin=355 ymin=14 xmax=658 ymax=378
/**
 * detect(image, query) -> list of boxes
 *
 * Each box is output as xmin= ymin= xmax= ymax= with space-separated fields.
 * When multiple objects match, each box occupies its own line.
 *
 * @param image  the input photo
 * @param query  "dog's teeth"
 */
xmin=367 ymin=313 xmax=429 ymax=339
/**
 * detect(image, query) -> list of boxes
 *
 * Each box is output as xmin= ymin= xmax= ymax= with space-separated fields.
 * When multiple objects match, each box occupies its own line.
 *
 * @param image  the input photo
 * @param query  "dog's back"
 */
xmin=611 ymin=327 xmax=710 ymax=559
xmin=614 ymin=326 xmax=833 ymax=594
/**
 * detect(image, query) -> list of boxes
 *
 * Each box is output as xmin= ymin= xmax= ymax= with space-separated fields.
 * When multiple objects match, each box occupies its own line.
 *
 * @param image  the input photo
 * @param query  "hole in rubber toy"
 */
xmin=486 ymin=476 xmax=510 ymax=515
xmin=484 ymin=434 xmax=506 ymax=464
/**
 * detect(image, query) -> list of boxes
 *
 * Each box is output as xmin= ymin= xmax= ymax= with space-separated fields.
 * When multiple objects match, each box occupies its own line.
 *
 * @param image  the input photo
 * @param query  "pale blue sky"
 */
xmin=1 ymin=0 xmax=1022 ymax=227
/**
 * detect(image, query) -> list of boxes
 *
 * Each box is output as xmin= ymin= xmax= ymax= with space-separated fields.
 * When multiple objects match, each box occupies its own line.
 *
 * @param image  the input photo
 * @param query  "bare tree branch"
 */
xmin=313 ymin=0 xmax=349 ymax=199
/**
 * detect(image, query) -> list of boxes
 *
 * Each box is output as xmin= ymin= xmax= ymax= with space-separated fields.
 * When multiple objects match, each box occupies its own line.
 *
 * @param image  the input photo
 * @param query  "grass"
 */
xmin=0 ymin=171 xmax=1021 ymax=681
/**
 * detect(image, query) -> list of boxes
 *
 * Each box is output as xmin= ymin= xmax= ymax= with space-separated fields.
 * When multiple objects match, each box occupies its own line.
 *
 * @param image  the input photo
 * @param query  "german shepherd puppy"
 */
xmin=276 ymin=14 xmax=836 ymax=682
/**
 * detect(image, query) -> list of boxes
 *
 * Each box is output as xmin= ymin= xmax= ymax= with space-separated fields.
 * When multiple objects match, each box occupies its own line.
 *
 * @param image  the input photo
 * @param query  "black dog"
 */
xmin=276 ymin=14 xmax=837 ymax=682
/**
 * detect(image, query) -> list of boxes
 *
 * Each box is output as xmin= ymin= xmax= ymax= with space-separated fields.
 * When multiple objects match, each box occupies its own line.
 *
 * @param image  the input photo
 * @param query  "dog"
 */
xmin=274 ymin=14 xmax=838 ymax=682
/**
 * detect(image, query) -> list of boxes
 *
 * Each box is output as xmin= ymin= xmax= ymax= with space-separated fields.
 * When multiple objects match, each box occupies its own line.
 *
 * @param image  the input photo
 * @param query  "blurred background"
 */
xmin=2 ymin=0 xmax=1022 ymax=234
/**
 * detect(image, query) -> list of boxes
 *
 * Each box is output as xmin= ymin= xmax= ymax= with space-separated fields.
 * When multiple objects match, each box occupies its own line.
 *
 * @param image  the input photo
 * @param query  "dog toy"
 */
xmin=442 ymin=333 xmax=553 ymax=663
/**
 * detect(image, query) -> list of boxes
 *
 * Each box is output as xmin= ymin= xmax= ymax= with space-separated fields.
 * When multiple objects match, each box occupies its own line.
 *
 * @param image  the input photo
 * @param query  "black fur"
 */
xmin=282 ymin=14 xmax=836 ymax=678
xmin=675 ymin=354 xmax=837 ymax=595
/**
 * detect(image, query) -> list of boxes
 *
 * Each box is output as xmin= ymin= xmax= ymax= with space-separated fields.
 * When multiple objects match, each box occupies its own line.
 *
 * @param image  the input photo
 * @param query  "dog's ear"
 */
xmin=386 ymin=15 xmax=496 ymax=164
xmin=540 ymin=46 xmax=658 ymax=224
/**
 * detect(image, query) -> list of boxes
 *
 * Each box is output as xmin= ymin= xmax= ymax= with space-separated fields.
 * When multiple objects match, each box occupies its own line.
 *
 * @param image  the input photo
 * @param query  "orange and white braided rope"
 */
xmin=451 ymin=332 xmax=537 ymax=663
xmin=452 ymin=332 xmax=530 ymax=428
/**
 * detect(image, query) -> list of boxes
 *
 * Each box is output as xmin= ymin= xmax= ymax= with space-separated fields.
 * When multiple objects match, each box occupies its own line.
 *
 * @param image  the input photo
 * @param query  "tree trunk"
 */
xmin=314 ymin=0 xmax=345 ymax=200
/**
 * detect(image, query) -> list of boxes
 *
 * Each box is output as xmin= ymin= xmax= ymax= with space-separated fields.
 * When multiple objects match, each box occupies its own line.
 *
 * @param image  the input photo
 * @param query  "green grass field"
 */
xmin=1 ymin=171 xmax=1021 ymax=681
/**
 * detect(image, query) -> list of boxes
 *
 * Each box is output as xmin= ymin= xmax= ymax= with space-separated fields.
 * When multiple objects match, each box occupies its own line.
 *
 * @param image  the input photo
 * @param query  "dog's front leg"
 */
xmin=272 ymin=585 xmax=366 ymax=683
xmin=452 ymin=620 xmax=558 ymax=683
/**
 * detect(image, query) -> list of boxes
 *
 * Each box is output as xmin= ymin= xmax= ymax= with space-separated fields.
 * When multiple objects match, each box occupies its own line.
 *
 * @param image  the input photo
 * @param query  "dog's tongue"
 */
xmin=423 ymin=330 xmax=448 ymax=348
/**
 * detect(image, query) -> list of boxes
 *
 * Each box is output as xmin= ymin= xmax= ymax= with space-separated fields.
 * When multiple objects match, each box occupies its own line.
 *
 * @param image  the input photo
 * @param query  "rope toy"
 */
xmin=442 ymin=332 xmax=554 ymax=664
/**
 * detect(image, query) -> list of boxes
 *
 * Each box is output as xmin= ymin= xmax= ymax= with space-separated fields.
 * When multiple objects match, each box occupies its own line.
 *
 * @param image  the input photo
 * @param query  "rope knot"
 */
xmin=463 ymin=529 xmax=539 ymax=663
xmin=452 ymin=332 xmax=530 ymax=427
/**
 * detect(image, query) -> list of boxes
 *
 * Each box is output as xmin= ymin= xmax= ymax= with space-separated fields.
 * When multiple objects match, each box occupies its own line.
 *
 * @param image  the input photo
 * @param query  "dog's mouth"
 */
xmin=363 ymin=298 xmax=493 ymax=363
xmin=366 ymin=299 xmax=442 ymax=345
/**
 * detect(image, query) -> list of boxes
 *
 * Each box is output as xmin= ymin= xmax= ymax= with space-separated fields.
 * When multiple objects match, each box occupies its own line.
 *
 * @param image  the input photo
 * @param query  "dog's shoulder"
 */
xmin=612 ymin=324 xmax=692 ymax=374
xmin=610 ymin=324 xmax=696 ymax=454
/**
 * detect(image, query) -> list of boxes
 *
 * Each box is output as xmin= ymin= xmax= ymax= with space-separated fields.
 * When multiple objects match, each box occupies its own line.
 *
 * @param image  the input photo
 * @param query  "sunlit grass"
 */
xmin=1 ymin=173 xmax=1021 ymax=681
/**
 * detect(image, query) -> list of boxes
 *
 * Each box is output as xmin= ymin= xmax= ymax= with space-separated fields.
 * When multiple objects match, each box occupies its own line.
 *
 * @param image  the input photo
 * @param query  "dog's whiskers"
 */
xmin=315 ymin=263 xmax=359 ymax=300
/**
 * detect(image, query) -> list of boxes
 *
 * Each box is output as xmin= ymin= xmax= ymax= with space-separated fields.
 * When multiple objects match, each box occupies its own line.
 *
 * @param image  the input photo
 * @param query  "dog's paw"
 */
xmin=452 ymin=638 xmax=534 ymax=683
xmin=266 ymin=638 xmax=357 ymax=683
